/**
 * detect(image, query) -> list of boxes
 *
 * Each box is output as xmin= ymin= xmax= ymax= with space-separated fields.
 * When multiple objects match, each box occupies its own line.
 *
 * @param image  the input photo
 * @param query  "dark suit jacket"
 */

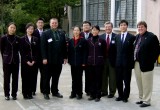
xmin=87 ymin=36 xmax=106 ymax=66
xmin=0 ymin=34 xmax=20 ymax=64
xmin=134 ymin=31 xmax=159 ymax=72
xmin=100 ymin=33 xmax=117 ymax=67
xmin=41 ymin=29 xmax=67 ymax=64
xmin=80 ymin=32 xmax=93 ymax=40
xmin=68 ymin=37 xmax=87 ymax=66
xmin=33 ymin=29 xmax=43 ymax=62
xmin=20 ymin=35 xmax=39 ymax=64
xmin=115 ymin=33 xmax=135 ymax=69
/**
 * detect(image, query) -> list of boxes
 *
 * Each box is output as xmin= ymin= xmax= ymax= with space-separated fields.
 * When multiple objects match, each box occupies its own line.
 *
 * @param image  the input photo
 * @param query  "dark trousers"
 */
xmin=89 ymin=65 xmax=103 ymax=98
xmin=44 ymin=64 xmax=62 ymax=94
xmin=116 ymin=67 xmax=132 ymax=100
xmin=3 ymin=63 xmax=19 ymax=97
xmin=101 ymin=59 xmax=116 ymax=95
xmin=37 ymin=62 xmax=45 ymax=93
xmin=84 ymin=66 xmax=91 ymax=94
xmin=21 ymin=63 xmax=38 ymax=96
xmin=71 ymin=66 xmax=83 ymax=96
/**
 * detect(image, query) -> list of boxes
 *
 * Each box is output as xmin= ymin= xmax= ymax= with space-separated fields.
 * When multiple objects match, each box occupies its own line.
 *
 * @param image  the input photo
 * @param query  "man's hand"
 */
xmin=43 ymin=59 xmax=48 ymax=65
xmin=64 ymin=59 xmax=67 ymax=64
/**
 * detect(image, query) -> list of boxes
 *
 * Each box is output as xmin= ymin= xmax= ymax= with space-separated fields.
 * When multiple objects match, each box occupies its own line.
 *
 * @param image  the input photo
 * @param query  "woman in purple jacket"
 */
xmin=87 ymin=25 xmax=106 ymax=102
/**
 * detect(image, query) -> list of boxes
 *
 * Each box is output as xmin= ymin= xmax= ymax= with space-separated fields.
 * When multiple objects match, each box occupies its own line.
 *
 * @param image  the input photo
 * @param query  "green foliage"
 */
xmin=0 ymin=0 xmax=80 ymax=35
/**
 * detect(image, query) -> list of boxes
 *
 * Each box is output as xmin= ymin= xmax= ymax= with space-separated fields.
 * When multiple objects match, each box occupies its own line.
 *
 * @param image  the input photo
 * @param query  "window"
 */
xmin=86 ymin=0 xmax=111 ymax=27
xmin=115 ymin=0 xmax=137 ymax=28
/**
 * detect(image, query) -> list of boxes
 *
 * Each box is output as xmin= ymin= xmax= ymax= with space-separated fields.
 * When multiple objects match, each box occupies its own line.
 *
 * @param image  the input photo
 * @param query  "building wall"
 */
xmin=145 ymin=0 xmax=160 ymax=38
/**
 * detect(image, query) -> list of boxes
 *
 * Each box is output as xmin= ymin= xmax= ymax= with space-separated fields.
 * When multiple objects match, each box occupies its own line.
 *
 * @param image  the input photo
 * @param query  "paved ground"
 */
xmin=0 ymin=59 xmax=160 ymax=110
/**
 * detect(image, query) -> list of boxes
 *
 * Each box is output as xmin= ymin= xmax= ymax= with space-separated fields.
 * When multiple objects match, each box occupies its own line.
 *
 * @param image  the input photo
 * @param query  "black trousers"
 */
xmin=21 ymin=63 xmax=38 ymax=96
xmin=116 ymin=67 xmax=132 ymax=100
xmin=83 ymin=66 xmax=91 ymax=94
xmin=37 ymin=62 xmax=44 ymax=93
xmin=3 ymin=63 xmax=19 ymax=97
xmin=71 ymin=66 xmax=83 ymax=96
xmin=44 ymin=64 xmax=62 ymax=94
xmin=88 ymin=65 xmax=103 ymax=98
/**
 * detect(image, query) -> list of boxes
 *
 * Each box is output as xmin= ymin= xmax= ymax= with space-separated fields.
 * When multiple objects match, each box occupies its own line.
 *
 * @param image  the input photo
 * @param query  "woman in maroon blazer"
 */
xmin=87 ymin=25 xmax=106 ymax=102
xmin=20 ymin=23 xmax=39 ymax=99
xmin=1 ymin=22 xmax=20 ymax=100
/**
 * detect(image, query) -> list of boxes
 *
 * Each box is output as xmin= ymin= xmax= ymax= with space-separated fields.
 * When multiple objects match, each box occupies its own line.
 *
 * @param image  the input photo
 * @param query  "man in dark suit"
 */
xmin=41 ymin=18 xmax=67 ymax=100
xmin=115 ymin=20 xmax=135 ymax=103
xmin=80 ymin=21 xmax=92 ymax=96
xmin=100 ymin=21 xmax=117 ymax=98
xmin=32 ymin=18 xmax=44 ymax=95
xmin=134 ymin=21 xmax=159 ymax=107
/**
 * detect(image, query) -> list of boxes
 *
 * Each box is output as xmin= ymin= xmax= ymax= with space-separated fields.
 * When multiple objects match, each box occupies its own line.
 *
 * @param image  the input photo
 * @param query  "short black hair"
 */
xmin=119 ymin=20 xmax=128 ymax=26
xmin=82 ymin=21 xmax=91 ymax=26
xmin=36 ymin=18 xmax=45 ymax=22
xmin=92 ymin=25 xmax=100 ymax=31
xmin=25 ymin=23 xmax=35 ymax=30
xmin=73 ymin=25 xmax=81 ymax=32
xmin=7 ymin=22 xmax=16 ymax=28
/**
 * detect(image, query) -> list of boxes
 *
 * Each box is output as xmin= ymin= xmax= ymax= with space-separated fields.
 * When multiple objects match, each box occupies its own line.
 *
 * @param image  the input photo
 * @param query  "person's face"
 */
xmin=26 ymin=26 xmax=34 ymax=36
xmin=8 ymin=24 xmax=16 ymax=35
xmin=104 ymin=24 xmax=113 ymax=34
xmin=50 ymin=19 xmax=58 ymax=29
xmin=73 ymin=27 xmax=81 ymax=37
xmin=138 ymin=25 xmax=147 ymax=35
xmin=119 ymin=23 xmax=128 ymax=32
xmin=36 ymin=20 xmax=44 ymax=29
xmin=83 ymin=23 xmax=91 ymax=32
xmin=91 ymin=27 xmax=99 ymax=36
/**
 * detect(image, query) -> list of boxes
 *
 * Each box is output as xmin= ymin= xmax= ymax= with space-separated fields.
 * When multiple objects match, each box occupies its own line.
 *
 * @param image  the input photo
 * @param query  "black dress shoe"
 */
xmin=77 ymin=95 xmax=82 ymax=100
xmin=88 ymin=96 xmax=95 ymax=101
xmin=123 ymin=99 xmax=128 ymax=103
xmin=86 ymin=92 xmax=90 ymax=96
xmin=140 ymin=103 xmax=151 ymax=107
xmin=108 ymin=94 xmax=114 ymax=98
xmin=136 ymin=101 xmax=143 ymax=104
xmin=32 ymin=92 xmax=36 ymax=96
xmin=28 ymin=95 xmax=33 ymax=99
xmin=44 ymin=94 xmax=50 ymax=100
xmin=5 ymin=96 xmax=10 ymax=100
xmin=101 ymin=92 xmax=108 ymax=97
xmin=23 ymin=95 xmax=28 ymax=99
xmin=95 ymin=98 xmax=100 ymax=102
xmin=69 ymin=94 xmax=76 ymax=99
xmin=115 ymin=97 xmax=123 ymax=101
xmin=12 ymin=96 xmax=17 ymax=100
xmin=52 ymin=93 xmax=63 ymax=98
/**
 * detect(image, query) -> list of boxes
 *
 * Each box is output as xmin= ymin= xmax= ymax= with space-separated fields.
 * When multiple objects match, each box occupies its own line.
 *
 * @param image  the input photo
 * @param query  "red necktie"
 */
xmin=106 ymin=34 xmax=110 ymax=51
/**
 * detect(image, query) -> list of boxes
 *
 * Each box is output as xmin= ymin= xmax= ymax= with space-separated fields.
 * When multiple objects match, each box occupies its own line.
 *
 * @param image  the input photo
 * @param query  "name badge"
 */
xmin=111 ymin=41 xmax=115 ymax=44
xmin=48 ymin=38 xmax=53 ymax=43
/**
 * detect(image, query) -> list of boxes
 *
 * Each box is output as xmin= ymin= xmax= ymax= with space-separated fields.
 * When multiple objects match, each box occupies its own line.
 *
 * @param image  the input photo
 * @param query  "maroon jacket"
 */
xmin=87 ymin=36 xmax=106 ymax=66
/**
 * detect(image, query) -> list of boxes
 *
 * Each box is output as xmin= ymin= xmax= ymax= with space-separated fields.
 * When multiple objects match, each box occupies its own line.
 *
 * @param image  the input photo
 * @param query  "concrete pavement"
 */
xmin=0 ymin=61 xmax=160 ymax=110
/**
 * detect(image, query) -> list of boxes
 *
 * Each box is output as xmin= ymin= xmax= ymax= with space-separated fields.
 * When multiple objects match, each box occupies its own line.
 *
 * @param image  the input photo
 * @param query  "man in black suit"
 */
xmin=41 ymin=18 xmax=67 ymax=100
xmin=80 ymin=21 xmax=92 ymax=96
xmin=32 ymin=18 xmax=45 ymax=95
xmin=134 ymin=21 xmax=159 ymax=107
xmin=115 ymin=20 xmax=135 ymax=103
xmin=100 ymin=21 xmax=117 ymax=98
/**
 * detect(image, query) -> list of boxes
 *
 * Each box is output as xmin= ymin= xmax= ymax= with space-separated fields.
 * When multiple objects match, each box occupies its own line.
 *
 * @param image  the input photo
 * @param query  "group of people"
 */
xmin=0 ymin=18 xmax=159 ymax=108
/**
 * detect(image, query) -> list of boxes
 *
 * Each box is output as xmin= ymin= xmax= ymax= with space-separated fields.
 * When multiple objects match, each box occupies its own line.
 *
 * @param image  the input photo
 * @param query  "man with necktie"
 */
xmin=100 ymin=21 xmax=117 ymax=98
xmin=32 ymin=18 xmax=45 ymax=95
xmin=80 ymin=21 xmax=93 ymax=96
xmin=41 ymin=18 xmax=67 ymax=100
xmin=134 ymin=21 xmax=159 ymax=107
xmin=115 ymin=20 xmax=135 ymax=103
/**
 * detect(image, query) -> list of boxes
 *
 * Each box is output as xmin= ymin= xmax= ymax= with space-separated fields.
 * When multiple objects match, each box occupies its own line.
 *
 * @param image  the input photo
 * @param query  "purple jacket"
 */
xmin=87 ymin=36 xmax=106 ymax=66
